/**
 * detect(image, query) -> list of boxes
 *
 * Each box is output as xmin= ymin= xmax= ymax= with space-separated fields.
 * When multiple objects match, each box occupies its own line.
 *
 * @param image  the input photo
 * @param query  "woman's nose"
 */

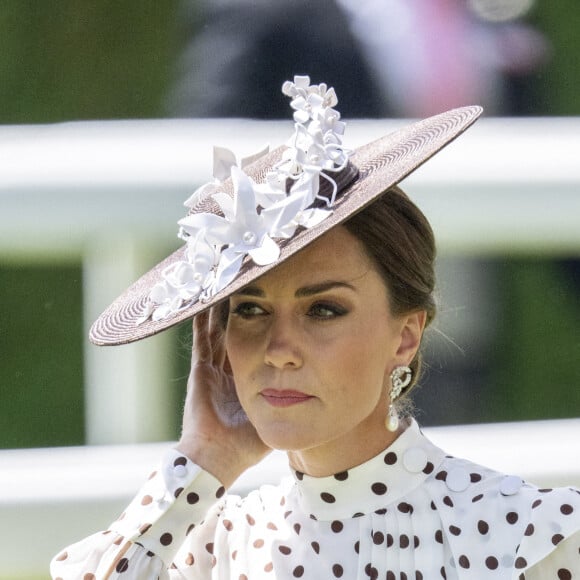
xmin=264 ymin=315 xmax=303 ymax=369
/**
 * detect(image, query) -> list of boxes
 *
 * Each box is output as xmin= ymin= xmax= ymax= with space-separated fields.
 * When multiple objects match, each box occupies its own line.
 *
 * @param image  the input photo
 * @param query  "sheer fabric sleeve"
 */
xmin=50 ymin=449 xmax=226 ymax=580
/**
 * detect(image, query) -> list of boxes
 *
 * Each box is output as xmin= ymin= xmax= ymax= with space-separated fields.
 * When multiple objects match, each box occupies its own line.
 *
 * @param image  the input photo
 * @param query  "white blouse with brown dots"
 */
xmin=51 ymin=420 xmax=580 ymax=579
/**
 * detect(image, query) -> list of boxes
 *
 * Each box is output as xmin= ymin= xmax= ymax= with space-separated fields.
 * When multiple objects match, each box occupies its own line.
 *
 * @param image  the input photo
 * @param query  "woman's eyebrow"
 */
xmin=295 ymin=281 xmax=357 ymax=297
xmin=235 ymin=281 xmax=357 ymax=298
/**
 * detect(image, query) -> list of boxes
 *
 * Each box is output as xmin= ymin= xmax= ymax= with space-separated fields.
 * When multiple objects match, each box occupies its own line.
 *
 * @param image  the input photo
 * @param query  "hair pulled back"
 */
xmin=343 ymin=186 xmax=436 ymax=400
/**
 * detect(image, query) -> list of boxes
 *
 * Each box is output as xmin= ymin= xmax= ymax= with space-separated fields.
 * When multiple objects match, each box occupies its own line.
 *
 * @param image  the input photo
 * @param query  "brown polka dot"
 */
xmin=216 ymin=486 xmax=225 ymax=498
xmin=174 ymin=487 xmax=184 ymax=498
xmin=331 ymin=520 xmax=344 ymax=533
xmin=267 ymin=522 xmax=278 ymax=530
xmin=539 ymin=488 xmax=553 ymax=493
xmin=334 ymin=471 xmax=349 ymax=481
xmin=293 ymin=523 xmax=301 ymax=535
xmin=333 ymin=563 xmax=344 ymax=577
xmin=187 ymin=492 xmax=199 ymax=504
xmin=246 ymin=514 xmax=256 ymax=526
xmin=430 ymin=501 xmax=437 ymax=510
xmin=83 ymin=574 xmax=95 ymax=580
xmin=311 ymin=541 xmax=320 ymax=554
xmin=423 ymin=462 xmax=434 ymax=474
xmin=449 ymin=525 xmax=461 ymax=536
xmin=373 ymin=531 xmax=384 ymax=545
xmin=552 ymin=533 xmax=564 ymax=545
xmin=186 ymin=524 xmax=195 ymax=535
xmin=387 ymin=572 xmax=395 ymax=580
xmin=398 ymin=501 xmax=413 ymax=513
xmin=472 ymin=493 xmax=484 ymax=503
xmin=116 ymin=558 xmax=129 ymax=573
xmin=506 ymin=512 xmax=519 ymax=524
xmin=284 ymin=510 xmax=292 ymax=519
xmin=174 ymin=456 xmax=187 ymax=467
xmin=384 ymin=451 xmax=398 ymax=465
xmin=443 ymin=496 xmax=454 ymax=507
xmin=435 ymin=529 xmax=443 ymax=544
xmin=139 ymin=523 xmax=152 ymax=534
xmin=264 ymin=562 xmax=273 ymax=572
xmin=458 ymin=555 xmax=470 ymax=569
xmin=321 ymin=492 xmax=336 ymax=503
xmin=140 ymin=495 xmax=153 ymax=506
xmin=386 ymin=533 xmax=394 ymax=547
xmin=524 ymin=523 xmax=535 ymax=536
xmin=414 ymin=535 xmax=420 ymax=548
xmin=205 ymin=542 xmax=214 ymax=554
xmin=295 ymin=471 xmax=304 ymax=480
xmin=374 ymin=508 xmax=387 ymax=515
xmin=354 ymin=540 xmax=360 ymax=553
xmin=532 ymin=499 xmax=542 ymax=508
xmin=279 ymin=545 xmax=292 ymax=555
xmin=185 ymin=553 xmax=194 ymax=566
xmin=400 ymin=534 xmax=410 ymax=548
xmin=293 ymin=565 xmax=304 ymax=577
xmin=56 ymin=552 xmax=68 ymax=561
xmin=560 ymin=504 xmax=573 ymax=515
xmin=232 ymin=550 xmax=238 ymax=560
xmin=478 ymin=520 xmax=489 ymax=534
xmin=253 ymin=539 xmax=265 ymax=548
xmin=365 ymin=563 xmax=378 ymax=579
xmin=435 ymin=470 xmax=448 ymax=481
xmin=485 ymin=556 xmax=499 ymax=570
xmin=148 ymin=470 xmax=157 ymax=480
xmin=515 ymin=557 xmax=527 ymax=569
xmin=470 ymin=473 xmax=482 ymax=483
xmin=440 ymin=565 xmax=447 ymax=578
xmin=371 ymin=482 xmax=387 ymax=495
xmin=223 ymin=519 xmax=233 ymax=531
xmin=113 ymin=536 xmax=124 ymax=546
xmin=416 ymin=572 xmax=424 ymax=580
xmin=557 ymin=569 xmax=572 ymax=580
xmin=159 ymin=533 xmax=173 ymax=546
xmin=239 ymin=575 xmax=248 ymax=580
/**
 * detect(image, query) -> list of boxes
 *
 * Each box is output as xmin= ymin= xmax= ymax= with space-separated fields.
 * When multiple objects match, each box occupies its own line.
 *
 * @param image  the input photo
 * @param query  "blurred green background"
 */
xmin=0 ymin=0 xmax=579 ymax=449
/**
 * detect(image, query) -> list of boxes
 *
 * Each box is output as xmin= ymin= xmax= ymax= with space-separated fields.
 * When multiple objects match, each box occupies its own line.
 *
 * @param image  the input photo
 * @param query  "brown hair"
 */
xmin=343 ymin=186 xmax=436 ymax=400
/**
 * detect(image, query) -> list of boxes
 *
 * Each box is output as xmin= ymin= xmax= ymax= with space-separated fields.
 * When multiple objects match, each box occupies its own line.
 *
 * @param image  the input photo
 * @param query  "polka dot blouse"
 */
xmin=51 ymin=420 xmax=579 ymax=579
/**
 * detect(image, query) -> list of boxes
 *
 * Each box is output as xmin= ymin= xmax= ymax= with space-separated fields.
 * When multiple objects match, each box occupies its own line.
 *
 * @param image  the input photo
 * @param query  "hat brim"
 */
xmin=90 ymin=106 xmax=482 ymax=346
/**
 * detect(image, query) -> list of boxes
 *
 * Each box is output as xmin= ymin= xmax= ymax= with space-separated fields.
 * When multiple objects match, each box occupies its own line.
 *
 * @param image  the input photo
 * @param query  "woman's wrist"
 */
xmin=174 ymin=437 xmax=249 ymax=489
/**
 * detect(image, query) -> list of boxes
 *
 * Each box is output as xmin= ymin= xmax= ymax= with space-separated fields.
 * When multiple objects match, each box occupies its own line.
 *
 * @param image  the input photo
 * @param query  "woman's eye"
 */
xmin=308 ymin=302 xmax=347 ymax=319
xmin=230 ymin=302 xmax=266 ymax=319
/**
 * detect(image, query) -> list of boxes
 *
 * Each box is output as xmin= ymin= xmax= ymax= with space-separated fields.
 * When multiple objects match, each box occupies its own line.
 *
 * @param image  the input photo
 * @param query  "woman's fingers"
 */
xmin=193 ymin=306 xmax=228 ymax=367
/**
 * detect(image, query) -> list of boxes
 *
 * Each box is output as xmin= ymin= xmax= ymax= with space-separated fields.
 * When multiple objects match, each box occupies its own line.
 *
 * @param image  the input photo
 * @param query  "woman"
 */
xmin=52 ymin=77 xmax=579 ymax=579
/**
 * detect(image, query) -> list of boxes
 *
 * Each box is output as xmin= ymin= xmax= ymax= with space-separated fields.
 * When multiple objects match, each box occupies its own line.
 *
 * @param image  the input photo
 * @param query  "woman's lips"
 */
xmin=260 ymin=389 xmax=314 ymax=408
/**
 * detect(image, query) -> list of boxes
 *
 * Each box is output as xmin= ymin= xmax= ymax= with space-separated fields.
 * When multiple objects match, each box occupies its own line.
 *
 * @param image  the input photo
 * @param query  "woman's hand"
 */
xmin=175 ymin=307 xmax=271 ymax=488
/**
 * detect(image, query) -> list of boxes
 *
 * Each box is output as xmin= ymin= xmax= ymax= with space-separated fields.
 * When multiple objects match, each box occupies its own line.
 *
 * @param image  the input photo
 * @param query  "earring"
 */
xmin=386 ymin=365 xmax=412 ymax=432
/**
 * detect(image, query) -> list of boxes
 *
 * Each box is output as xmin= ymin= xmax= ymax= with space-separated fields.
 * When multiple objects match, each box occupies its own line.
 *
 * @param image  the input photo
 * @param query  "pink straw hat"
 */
xmin=90 ymin=76 xmax=482 ymax=346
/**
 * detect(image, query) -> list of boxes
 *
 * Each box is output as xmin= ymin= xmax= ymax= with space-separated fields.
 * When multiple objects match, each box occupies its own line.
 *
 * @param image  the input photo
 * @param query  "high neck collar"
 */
xmin=289 ymin=420 xmax=446 ymax=521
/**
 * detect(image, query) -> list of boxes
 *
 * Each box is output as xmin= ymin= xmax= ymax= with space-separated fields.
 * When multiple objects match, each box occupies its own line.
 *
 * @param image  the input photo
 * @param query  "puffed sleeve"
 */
xmin=511 ymin=486 xmax=580 ymax=578
xmin=50 ymin=449 xmax=227 ymax=579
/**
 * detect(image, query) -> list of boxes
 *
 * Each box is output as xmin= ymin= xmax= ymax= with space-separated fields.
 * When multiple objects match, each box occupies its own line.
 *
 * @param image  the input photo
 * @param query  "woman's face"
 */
xmin=225 ymin=226 xmax=425 ymax=475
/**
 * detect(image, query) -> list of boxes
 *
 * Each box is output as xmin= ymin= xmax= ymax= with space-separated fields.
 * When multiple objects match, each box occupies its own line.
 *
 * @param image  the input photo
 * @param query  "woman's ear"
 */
xmin=395 ymin=310 xmax=427 ymax=365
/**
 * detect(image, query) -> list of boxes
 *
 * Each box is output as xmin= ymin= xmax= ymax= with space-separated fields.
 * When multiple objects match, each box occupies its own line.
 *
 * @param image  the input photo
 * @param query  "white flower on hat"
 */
xmin=138 ymin=75 xmax=350 ymax=325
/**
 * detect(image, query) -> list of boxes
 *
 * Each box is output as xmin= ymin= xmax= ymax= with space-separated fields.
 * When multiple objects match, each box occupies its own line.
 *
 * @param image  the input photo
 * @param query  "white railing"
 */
xmin=1 ymin=117 xmax=579 ymax=577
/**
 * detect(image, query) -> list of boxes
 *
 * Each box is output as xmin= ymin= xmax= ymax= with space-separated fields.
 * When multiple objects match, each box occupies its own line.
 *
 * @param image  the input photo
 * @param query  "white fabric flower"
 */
xmin=137 ymin=76 xmax=349 ymax=325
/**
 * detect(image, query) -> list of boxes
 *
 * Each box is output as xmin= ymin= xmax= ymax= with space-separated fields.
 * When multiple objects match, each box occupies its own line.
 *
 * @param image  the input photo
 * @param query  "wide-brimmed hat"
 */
xmin=90 ymin=76 xmax=482 ymax=346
